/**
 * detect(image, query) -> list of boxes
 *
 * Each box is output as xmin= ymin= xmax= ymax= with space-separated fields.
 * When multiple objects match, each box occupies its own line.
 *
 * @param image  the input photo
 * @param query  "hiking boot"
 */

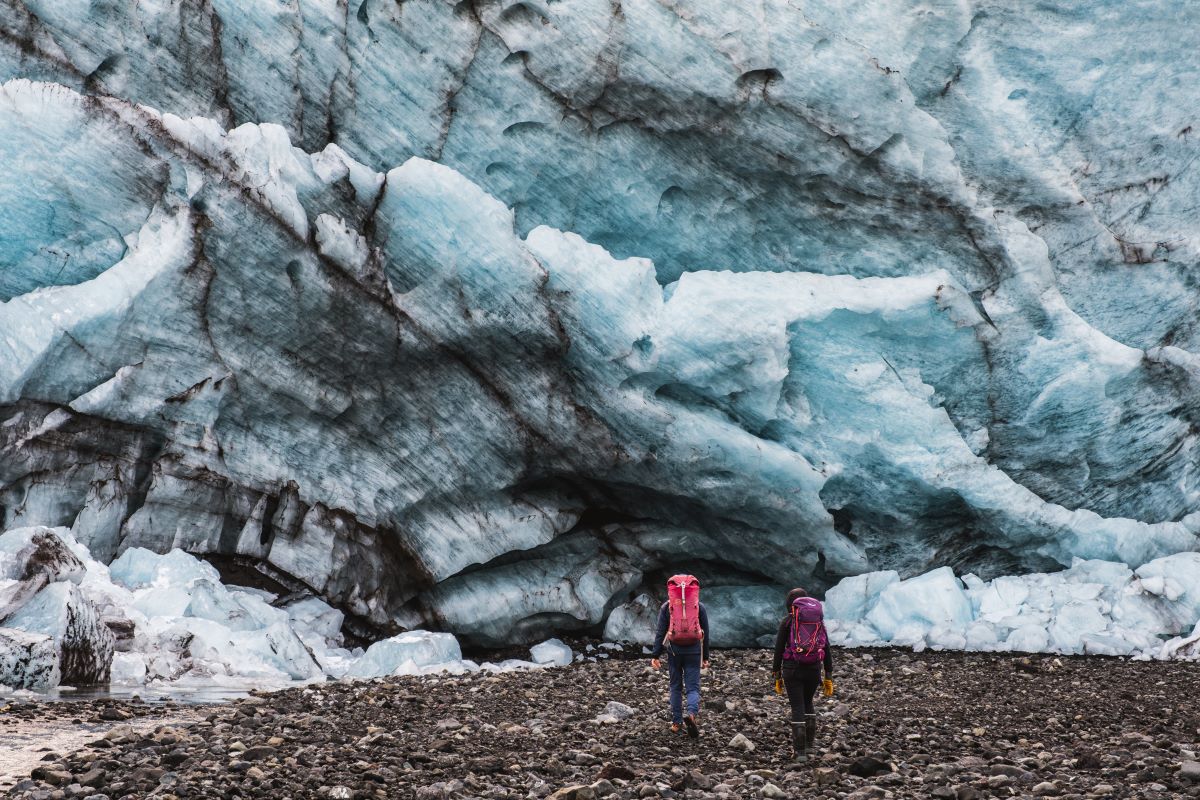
xmin=790 ymin=721 xmax=807 ymax=761
xmin=805 ymin=713 xmax=817 ymax=750
xmin=684 ymin=713 xmax=700 ymax=738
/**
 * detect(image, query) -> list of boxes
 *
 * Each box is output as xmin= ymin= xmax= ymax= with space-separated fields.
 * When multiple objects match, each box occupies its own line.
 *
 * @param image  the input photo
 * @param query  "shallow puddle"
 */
xmin=0 ymin=709 xmax=206 ymax=791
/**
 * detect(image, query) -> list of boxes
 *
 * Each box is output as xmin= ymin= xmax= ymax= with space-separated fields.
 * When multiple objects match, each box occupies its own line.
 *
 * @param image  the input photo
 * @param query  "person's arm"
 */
xmin=824 ymin=640 xmax=833 ymax=678
xmin=700 ymin=604 xmax=710 ymax=662
xmin=651 ymin=603 xmax=669 ymax=658
xmin=772 ymin=618 xmax=787 ymax=674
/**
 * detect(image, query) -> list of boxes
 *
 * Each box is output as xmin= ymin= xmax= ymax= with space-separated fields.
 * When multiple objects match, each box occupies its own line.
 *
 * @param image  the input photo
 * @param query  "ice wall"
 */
xmin=2 ymin=2 xmax=1200 ymax=646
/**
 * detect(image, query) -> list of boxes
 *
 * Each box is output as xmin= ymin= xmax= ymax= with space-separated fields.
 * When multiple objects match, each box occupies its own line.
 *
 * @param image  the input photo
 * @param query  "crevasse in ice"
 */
xmin=3 ymin=2 xmax=1200 ymax=650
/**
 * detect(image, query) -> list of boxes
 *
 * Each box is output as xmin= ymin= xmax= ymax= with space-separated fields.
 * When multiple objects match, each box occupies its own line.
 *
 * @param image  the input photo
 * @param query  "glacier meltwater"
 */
xmin=2 ymin=1 xmax=1200 ymax=688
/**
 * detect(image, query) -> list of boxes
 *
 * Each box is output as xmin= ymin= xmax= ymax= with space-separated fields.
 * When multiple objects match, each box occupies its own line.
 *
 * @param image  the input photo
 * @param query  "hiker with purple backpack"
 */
xmin=772 ymin=588 xmax=834 ymax=762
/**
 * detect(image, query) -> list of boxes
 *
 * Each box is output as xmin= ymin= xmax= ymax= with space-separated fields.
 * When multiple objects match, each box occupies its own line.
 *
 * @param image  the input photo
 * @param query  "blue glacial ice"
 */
xmin=2 ymin=2 xmax=1200 ymax=657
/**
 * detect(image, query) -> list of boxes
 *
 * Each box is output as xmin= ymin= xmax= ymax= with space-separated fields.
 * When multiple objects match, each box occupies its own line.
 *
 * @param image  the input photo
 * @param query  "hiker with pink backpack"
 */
xmin=772 ymin=587 xmax=835 ymax=762
xmin=649 ymin=574 xmax=710 ymax=737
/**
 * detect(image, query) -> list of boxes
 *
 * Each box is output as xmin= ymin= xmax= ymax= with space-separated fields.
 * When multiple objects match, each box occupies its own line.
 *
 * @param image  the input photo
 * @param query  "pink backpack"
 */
xmin=783 ymin=596 xmax=827 ymax=664
xmin=666 ymin=574 xmax=703 ymax=646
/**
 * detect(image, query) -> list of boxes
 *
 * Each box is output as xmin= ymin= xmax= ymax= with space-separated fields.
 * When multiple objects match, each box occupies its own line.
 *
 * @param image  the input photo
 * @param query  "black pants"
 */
xmin=782 ymin=664 xmax=821 ymax=722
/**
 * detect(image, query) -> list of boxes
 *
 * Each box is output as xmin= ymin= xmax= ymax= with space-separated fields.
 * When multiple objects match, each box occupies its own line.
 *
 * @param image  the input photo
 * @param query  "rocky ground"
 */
xmin=4 ymin=646 xmax=1200 ymax=799
xmin=0 ymin=696 xmax=206 ymax=794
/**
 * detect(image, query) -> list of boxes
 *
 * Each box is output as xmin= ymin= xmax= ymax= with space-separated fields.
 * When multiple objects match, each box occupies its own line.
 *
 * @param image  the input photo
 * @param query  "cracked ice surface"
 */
xmin=2 ymin=1 xmax=1200 ymax=650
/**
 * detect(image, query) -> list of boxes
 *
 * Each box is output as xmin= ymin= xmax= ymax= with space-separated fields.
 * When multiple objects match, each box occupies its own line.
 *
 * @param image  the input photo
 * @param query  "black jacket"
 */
xmin=772 ymin=615 xmax=833 ymax=676
xmin=652 ymin=601 xmax=710 ymax=660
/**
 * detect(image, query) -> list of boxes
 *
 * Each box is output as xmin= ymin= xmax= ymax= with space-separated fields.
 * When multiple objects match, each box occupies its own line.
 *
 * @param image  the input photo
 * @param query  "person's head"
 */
xmin=786 ymin=587 xmax=808 ymax=609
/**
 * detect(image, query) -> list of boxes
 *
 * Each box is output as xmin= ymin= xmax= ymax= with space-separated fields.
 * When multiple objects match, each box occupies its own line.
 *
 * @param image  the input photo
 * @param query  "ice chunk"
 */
xmin=0 ymin=530 xmax=380 ymax=689
xmin=1062 ymin=558 xmax=1134 ymax=587
xmin=1006 ymin=625 xmax=1050 ymax=653
xmin=131 ymin=585 xmax=193 ymax=620
xmin=109 ymin=651 xmax=148 ymax=686
xmin=1047 ymin=602 xmax=1109 ymax=655
xmin=480 ymin=659 xmax=543 ymax=673
xmin=824 ymin=556 xmax=1200 ymax=660
xmin=0 ymin=628 xmax=58 ymax=690
xmin=926 ymin=624 xmax=967 ymax=651
xmin=0 ymin=527 xmax=85 ymax=584
xmin=603 ymin=594 xmax=658 ymax=645
xmin=825 ymin=571 xmax=900 ymax=622
xmin=345 ymin=631 xmax=464 ymax=679
xmin=974 ymin=576 xmax=1031 ymax=621
xmin=964 ymin=621 xmax=1000 ymax=650
xmin=1080 ymin=633 xmax=1139 ymax=657
xmin=1135 ymin=552 xmax=1200 ymax=631
xmin=529 ymin=638 xmax=573 ymax=667
xmin=307 ymin=643 xmax=359 ymax=679
xmin=186 ymin=580 xmax=287 ymax=631
xmin=1138 ymin=575 xmax=1185 ymax=601
xmin=865 ymin=568 xmax=972 ymax=641
xmin=285 ymin=597 xmax=345 ymax=645
xmin=228 ymin=585 xmax=278 ymax=603
xmin=109 ymin=548 xmax=221 ymax=591
xmin=1161 ymin=621 xmax=1200 ymax=660
xmin=229 ymin=623 xmax=323 ymax=681
xmin=3 ymin=582 xmax=114 ymax=685
xmin=152 ymin=617 xmax=320 ymax=682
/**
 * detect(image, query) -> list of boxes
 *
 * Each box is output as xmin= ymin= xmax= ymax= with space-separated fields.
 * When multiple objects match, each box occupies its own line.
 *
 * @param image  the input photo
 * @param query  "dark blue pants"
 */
xmin=668 ymin=650 xmax=701 ymax=723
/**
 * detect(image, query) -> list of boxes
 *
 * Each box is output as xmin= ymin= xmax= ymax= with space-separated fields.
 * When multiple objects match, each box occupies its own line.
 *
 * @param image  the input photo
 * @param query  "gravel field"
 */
xmin=4 ymin=646 xmax=1200 ymax=799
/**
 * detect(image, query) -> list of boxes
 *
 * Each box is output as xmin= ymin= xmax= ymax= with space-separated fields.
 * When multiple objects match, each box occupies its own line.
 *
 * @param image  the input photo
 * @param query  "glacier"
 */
xmin=0 ymin=527 xmax=1190 ymax=696
xmin=2 ymin=1 xmax=1200 ymax=655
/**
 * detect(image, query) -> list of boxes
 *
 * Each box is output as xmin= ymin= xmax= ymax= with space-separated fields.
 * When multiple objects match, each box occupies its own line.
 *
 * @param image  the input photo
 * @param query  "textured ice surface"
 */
xmin=3 ymin=3 xmax=1200 ymax=648
xmin=285 ymin=597 xmax=345 ymax=646
xmin=529 ymin=638 xmax=573 ymax=667
xmin=4 ymin=581 xmax=116 ymax=685
xmin=109 ymin=650 xmax=147 ymax=686
xmin=603 ymin=594 xmax=658 ymax=647
xmin=346 ymin=631 xmax=465 ymax=679
xmin=827 ymin=554 xmax=1200 ymax=660
xmin=108 ymin=549 xmax=222 ymax=592
xmin=0 ymin=629 xmax=57 ymax=690
xmin=0 ymin=528 xmax=85 ymax=585
xmin=0 ymin=527 xmax=115 ymax=687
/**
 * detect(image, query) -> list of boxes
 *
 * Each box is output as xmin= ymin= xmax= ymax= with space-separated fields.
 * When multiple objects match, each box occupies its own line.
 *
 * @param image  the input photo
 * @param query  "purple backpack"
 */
xmin=783 ymin=596 xmax=827 ymax=664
